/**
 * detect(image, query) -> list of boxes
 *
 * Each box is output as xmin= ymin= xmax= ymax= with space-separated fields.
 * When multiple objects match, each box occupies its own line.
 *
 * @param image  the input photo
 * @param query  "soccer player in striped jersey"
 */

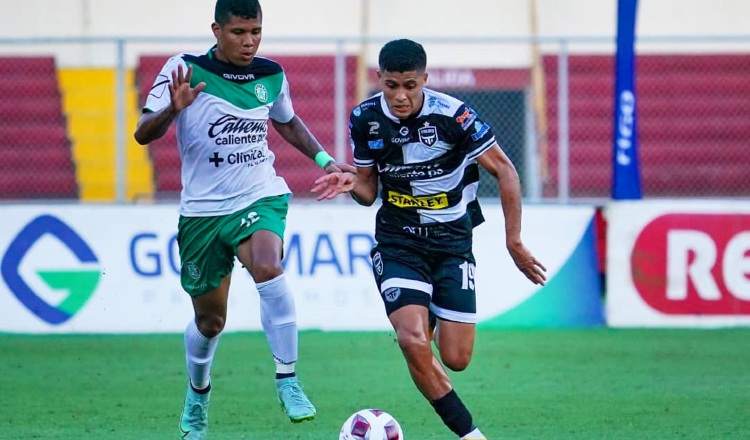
xmin=314 ymin=39 xmax=547 ymax=440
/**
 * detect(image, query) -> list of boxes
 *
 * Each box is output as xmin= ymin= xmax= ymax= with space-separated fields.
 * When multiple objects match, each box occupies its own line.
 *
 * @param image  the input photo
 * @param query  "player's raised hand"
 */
xmin=312 ymin=171 xmax=357 ymax=201
xmin=507 ymin=241 xmax=547 ymax=285
xmin=169 ymin=65 xmax=206 ymax=112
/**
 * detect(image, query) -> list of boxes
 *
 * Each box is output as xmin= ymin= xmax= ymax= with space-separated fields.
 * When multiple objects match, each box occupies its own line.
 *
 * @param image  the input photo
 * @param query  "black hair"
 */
xmin=378 ymin=39 xmax=427 ymax=73
xmin=215 ymin=0 xmax=262 ymax=25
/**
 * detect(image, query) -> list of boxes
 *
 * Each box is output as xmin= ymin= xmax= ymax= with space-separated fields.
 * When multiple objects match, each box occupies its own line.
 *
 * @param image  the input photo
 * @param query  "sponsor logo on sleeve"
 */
xmin=456 ymin=108 xmax=477 ymax=130
xmin=427 ymin=96 xmax=450 ymax=109
xmin=471 ymin=121 xmax=490 ymax=141
xmin=368 ymin=139 xmax=384 ymax=149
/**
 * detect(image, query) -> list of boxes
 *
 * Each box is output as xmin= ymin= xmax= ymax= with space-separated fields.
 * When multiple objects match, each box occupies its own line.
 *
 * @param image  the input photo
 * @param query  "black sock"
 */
xmin=430 ymin=389 xmax=475 ymax=437
xmin=191 ymin=382 xmax=211 ymax=395
xmin=276 ymin=372 xmax=296 ymax=380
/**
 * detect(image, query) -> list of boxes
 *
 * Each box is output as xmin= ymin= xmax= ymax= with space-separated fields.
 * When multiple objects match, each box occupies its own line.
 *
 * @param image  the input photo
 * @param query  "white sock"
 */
xmin=257 ymin=274 xmax=298 ymax=368
xmin=184 ymin=319 xmax=219 ymax=390
xmin=276 ymin=362 xmax=295 ymax=375
xmin=461 ymin=428 xmax=485 ymax=439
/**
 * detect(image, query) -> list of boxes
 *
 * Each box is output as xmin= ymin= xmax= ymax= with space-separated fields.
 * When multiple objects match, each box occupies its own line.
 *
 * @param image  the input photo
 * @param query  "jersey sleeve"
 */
xmin=349 ymin=111 xmax=375 ymax=168
xmin=142 ymin=55 xmax=186 ymax=114
xmin=451 ymin=104 xmax=497 ymax=161
xmin=269 ymin=73 xmax=295 ymax=123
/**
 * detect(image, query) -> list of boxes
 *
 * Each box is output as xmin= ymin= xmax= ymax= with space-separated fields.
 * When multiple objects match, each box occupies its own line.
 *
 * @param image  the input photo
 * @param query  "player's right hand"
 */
xmin=507 ymin=241 xmax=547 ymax=286
xmin=312 ymin=172 xmax=357 ymax=201
xmin=169 ymin=64 xmax=206 ymax=112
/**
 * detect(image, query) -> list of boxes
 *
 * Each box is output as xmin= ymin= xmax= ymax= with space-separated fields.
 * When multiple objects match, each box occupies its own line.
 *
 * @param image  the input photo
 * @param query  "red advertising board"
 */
xmin=608 ymin=201 xmax=750 ymax=327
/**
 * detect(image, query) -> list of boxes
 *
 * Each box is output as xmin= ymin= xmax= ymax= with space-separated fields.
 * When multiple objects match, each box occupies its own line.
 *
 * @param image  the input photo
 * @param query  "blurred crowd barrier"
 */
xmin=0 ymin=36 xmax=748 ymax=203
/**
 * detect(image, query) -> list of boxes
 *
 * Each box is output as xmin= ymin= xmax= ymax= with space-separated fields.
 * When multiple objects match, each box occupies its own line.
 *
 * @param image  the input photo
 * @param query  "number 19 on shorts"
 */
xmin=459 ymin=261 xmax=476 ymax=290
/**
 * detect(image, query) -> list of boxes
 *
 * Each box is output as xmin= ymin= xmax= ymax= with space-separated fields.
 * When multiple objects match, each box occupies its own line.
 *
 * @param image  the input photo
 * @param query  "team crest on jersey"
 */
xmin=418 ymin=122 xmax=438 ymax=147
xmin=255 ymin=84 xmax=268 ymax=102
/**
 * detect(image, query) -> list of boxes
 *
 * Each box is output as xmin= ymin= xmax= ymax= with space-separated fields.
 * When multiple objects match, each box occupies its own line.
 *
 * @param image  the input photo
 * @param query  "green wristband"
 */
xmin=314 ymin=151 xmax=335 ymax=169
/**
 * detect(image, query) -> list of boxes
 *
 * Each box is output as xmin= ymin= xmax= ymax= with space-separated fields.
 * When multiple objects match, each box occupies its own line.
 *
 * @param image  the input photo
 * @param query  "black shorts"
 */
xmin=370 ymin=243 xmax=477 ymax=323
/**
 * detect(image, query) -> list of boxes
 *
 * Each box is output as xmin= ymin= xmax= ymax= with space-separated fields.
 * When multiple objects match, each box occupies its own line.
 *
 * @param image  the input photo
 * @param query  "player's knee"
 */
xmin=441 ymin=357 xmax=471 ymax=371
xmin=249 ymin=261 xmax=284 ymax=283
xmin=196 ymin=314 xmax=225 ymax=338
xmin=396 ymin=328 xmax=431 ymax=359
xmin=441 ymin=352 xmax=471 ymax=372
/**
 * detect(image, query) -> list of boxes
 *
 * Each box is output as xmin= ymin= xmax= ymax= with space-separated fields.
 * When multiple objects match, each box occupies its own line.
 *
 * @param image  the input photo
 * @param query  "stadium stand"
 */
xmin=544 ymin=54 xmax=750 ymax=198
xmin=59 ymin=68 xmax=154 ymax=202
xmin=136 ymin=55 xmax=357 ymax=198
xmin=0 ymin=57 xmax=77 ymax=199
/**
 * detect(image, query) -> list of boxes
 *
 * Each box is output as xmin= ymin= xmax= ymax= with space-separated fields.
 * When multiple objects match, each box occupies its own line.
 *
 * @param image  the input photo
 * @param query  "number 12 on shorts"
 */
xmin=459 ymin=261 xmax=476 ymax=290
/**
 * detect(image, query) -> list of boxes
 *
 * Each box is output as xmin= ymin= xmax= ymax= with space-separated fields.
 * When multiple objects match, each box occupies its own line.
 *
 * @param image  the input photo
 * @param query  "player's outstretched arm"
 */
xmin=271 ymin=115 xmax=334 ymax=162
xmin=478 ymin=144 xmax=547 ymax=285
xmin=134 ymin=64 xmax=205 ymax=145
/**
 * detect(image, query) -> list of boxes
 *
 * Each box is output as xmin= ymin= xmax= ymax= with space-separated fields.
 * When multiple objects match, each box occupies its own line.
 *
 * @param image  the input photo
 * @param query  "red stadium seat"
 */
xmin=0 ymin=123 xmax=68 ymax=147
xmin=0 ymin=99 xmax=64 ymax=124
xmin=0 ymin=169 xmax=77 ymax=199
xmin=0 ymin=57 xmax=76 ymax=199
xmin=0 ymin=146 xmax=73 ymax=170
xmin=0 ymin=78 xmax=61 ymax=100
xmin=0 ymin=56 xmax=56 ymax=76
xmin=543 ymin=54 xmax=750 ymax=198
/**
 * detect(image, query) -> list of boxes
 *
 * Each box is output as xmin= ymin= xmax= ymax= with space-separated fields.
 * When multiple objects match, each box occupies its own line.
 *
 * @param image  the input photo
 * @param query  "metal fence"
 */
xmin=0 ymin=35 xmax=748 ymax=203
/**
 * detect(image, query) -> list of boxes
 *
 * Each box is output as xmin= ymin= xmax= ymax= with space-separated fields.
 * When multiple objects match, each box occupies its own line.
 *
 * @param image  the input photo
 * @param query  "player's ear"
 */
xmin=211 ymin=22 xmax=221 ymax=39
xmin=423 ymin=72 xmax=429 ymax=86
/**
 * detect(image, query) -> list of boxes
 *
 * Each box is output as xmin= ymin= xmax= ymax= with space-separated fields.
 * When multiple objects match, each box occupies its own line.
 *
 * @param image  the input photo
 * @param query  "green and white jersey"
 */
xmin=144 ymin=47 xmax=293 ymax=216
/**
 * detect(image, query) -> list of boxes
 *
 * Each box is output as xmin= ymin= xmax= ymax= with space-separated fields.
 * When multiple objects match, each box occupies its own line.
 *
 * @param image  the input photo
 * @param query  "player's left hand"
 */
xmin=312 ymin=171 xmax=357 ymax=201
xmin=507 ymin=241 xmax=547 ymax=285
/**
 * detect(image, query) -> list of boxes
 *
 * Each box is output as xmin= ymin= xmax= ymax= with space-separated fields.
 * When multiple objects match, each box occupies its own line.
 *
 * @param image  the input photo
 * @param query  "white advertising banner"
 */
xmin=607 ymin=200 xmax=750 ymax=327
xmin=0 ymin=203 xmax=598 ymax=333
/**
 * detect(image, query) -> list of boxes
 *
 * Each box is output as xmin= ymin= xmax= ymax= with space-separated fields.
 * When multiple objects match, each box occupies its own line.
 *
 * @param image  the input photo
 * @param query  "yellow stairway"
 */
xmin=59 ymin=68 xmax=154 ymax=201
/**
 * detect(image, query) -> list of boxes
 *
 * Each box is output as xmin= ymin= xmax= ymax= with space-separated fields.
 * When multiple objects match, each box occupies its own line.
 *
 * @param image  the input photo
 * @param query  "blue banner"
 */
xmin=612 ymin=0 xmax=642 ymax=199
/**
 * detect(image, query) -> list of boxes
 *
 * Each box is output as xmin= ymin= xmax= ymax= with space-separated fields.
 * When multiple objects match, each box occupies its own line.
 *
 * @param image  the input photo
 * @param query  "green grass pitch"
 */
xmin=1 ymin=329 xmax=748 ymax=439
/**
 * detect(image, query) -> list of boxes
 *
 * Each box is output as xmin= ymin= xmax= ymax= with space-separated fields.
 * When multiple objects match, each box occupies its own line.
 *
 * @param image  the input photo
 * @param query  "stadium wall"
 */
xmin=0 ymin=204 xmax=603 ymax=333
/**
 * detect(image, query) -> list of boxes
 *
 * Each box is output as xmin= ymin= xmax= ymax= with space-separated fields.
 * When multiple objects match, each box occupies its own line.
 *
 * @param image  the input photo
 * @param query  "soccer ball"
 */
xmin=339 ymin=408 xmax=404 ymax=440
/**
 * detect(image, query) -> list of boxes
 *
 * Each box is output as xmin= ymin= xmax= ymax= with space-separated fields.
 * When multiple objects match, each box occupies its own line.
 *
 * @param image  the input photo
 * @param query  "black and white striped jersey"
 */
xmin=350 ymin=88 xmax=498 ymax=245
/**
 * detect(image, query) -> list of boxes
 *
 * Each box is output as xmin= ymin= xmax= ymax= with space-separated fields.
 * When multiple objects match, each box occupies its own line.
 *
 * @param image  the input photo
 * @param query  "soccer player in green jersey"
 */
xmin=134 ymin=0 xmax=352 ymax=438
